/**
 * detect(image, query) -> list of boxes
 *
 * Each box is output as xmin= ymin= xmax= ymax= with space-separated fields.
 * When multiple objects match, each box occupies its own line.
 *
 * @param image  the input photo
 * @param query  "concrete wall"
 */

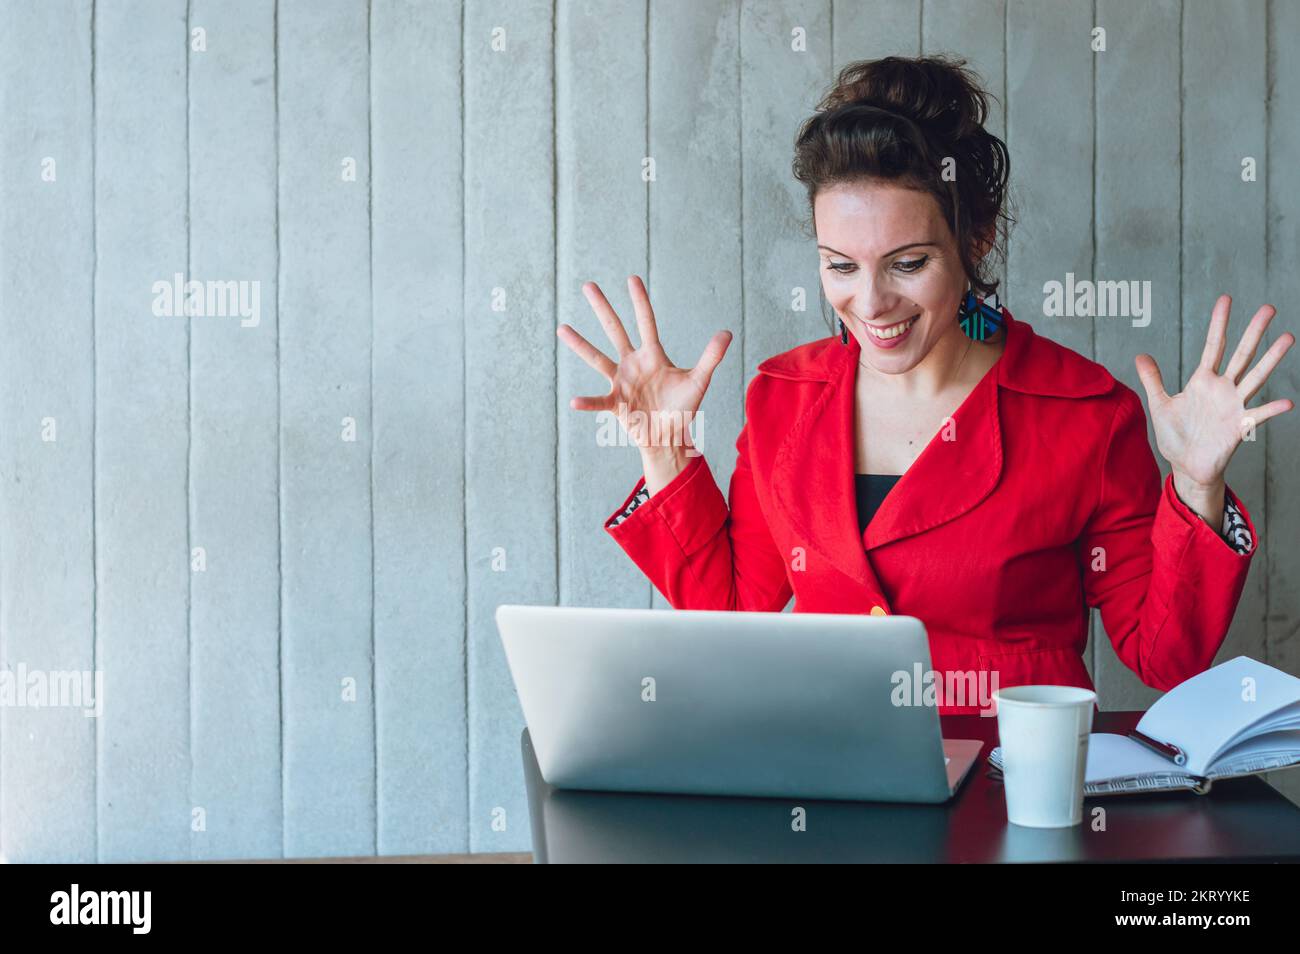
xmin=0 ymin=0 xmax=1294 ymax=861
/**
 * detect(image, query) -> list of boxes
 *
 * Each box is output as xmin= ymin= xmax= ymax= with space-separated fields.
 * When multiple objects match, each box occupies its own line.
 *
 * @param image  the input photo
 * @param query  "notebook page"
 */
xmin=1137 ymin=656 xmax=1300 ymax=776
xmin=1084 ymin=732 xmax=1190 ymax=783
xmin=1241 ymin=700 xmax=1300 ymax=736
xmin=1207 ymin=729 xmax=1300 ymax=776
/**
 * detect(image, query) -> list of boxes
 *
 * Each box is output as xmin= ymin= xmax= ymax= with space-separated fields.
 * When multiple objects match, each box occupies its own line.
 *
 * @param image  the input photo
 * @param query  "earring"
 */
xmin=839 ymin=318 xmax=849 ymax=345
xmin=957 ymin=289 xmax=1007 ymax=341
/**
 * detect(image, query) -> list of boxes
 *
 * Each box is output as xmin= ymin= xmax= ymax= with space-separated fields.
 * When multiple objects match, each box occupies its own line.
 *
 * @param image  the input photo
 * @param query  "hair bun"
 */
xmin=820 ymin=54 xmax=990 ymax=147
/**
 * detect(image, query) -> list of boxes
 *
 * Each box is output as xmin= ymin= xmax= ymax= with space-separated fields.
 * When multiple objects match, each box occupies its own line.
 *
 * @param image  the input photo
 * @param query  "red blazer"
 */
xmin=604 ymin=308 xmax=1258 ymax=714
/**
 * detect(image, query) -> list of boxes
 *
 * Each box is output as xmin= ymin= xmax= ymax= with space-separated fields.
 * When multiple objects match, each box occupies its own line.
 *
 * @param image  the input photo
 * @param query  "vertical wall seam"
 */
xmin=90 ymin=0 xmax=100 ymax=863
xmin=459 ymin=0 xmax=469 ymax=852
xmin=1090 ymin=0 xmax=1096 ymax=361
xmin=366 ymin=0 xmax=378 ymax=857
xmin=643 ymin=0 xmax=651 ymax=610
xmin=1088 ymin=0 xmax=1098 ymax=679
xmin=1002 ymin=0 xmax=1009 ymax=301
xmin=274 ymin=0 xmax=285 ymax=860
xmin=1177 ymin=0 xmax=1184 ymax=385
xmin=1263 ymin=0 xmax=1273 ymax=663
xmin=737 ymin=3 xmax=743 ymax=414
xmin=185 ymin=0 xmax=195 ymax=862
xmin=551 ymin=2 xmax=558 ymax=608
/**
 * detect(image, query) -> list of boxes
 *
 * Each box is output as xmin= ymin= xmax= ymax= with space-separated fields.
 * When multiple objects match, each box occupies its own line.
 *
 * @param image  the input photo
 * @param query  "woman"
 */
xmin=556 ymin=55 xmax=1294 ymax=714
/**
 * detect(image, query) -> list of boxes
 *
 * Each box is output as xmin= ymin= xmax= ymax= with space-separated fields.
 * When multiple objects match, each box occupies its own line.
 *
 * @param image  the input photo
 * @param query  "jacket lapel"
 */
xmin=767 ymin=334 xmax=880 ymax=593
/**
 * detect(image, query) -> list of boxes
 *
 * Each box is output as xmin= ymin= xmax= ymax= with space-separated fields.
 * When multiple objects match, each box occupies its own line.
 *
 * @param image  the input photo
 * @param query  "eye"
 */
xmin=825 ymin=262 xmax=857 ymax=275
xmin=893 ymin=255 xmax=929 ymax=273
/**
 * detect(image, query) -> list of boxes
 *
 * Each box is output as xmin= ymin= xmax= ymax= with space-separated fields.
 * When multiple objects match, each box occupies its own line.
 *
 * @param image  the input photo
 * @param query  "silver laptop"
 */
xmin=496 ymin=604 xmax=982 ymax=803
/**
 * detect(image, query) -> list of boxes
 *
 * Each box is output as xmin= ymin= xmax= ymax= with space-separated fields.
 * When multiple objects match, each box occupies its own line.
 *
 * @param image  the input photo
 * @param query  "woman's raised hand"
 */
xmin=1135 ymin=294 xmax=1294 ymax=523
xmin=559 ymin=275 xmax=732 ymax=457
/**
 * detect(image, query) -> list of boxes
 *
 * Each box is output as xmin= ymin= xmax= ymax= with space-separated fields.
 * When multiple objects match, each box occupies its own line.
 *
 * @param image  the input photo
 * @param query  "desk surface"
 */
xmin=521 ymin=711 xmax=1300 ymax=863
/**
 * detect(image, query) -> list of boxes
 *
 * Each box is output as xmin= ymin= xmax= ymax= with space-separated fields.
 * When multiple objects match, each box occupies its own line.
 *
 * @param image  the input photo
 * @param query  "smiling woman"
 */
xmin=561 ymin=54 xmax=1294 ymax=714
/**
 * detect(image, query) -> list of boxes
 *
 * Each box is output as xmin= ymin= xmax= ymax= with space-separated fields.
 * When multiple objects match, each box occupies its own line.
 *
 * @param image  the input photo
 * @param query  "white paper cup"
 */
xmin=993 ymin=685 xmax=1096 ymax=828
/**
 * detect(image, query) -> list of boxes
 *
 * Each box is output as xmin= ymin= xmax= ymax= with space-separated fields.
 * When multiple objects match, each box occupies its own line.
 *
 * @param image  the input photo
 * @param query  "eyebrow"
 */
xmin=818 ymin=241 xmax=938 ymax=259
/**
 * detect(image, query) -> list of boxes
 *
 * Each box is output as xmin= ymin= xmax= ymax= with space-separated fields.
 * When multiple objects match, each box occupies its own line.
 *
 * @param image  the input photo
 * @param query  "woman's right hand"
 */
xmin=558 ymin=275 xmax=732 ymax=461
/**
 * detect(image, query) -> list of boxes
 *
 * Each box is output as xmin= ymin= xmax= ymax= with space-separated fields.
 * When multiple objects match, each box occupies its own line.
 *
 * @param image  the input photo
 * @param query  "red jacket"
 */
xmin=603 ymin=308 xmax=1258 ymax=714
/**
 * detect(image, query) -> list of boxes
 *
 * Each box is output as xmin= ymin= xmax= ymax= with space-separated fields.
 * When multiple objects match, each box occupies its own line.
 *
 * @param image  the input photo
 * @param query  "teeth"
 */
xmin=869 ymin=315 xmax=918 ymax=340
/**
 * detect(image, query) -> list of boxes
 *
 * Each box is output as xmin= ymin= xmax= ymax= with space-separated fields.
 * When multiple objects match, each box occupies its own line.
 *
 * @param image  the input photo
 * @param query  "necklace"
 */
xmin=858 ymin=327 xmax=975 ymax=384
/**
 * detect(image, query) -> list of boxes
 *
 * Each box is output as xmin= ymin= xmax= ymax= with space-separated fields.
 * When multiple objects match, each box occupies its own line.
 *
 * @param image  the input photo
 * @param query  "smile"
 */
xmin=867 ymin=314 xmax=919 ymax=340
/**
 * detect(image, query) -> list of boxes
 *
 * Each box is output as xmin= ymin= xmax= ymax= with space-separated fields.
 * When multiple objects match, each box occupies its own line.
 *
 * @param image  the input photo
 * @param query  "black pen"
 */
xmin=1128 ymin=729 xmax=1187 ymax=766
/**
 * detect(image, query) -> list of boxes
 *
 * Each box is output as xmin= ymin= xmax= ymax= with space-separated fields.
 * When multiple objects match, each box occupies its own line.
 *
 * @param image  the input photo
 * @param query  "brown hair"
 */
xmin=793 ymin=54 xmax=1014 ymax=321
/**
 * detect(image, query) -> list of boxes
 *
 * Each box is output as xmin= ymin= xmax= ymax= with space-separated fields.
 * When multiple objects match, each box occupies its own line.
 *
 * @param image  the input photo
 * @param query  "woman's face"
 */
xmin=815 ymin=181 xmax=969 ymax=374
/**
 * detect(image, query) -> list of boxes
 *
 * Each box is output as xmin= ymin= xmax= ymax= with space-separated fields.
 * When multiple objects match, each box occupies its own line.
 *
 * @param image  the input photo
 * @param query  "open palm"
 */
xmin=1135 ymin=295 xmax=1294 ymax=489
xmin=558 ymin=275 xmax=732 ymax=453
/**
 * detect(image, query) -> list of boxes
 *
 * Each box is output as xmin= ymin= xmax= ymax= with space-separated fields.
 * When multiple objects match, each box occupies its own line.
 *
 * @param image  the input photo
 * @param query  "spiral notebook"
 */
xmin=986 ymin=656 xmax=1300 ymax=796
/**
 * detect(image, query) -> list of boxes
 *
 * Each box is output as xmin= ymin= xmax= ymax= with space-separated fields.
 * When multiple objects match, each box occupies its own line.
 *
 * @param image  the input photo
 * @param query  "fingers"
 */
xmin=1237 ymin=331 xmax=1295 ymax=403
xmin=627 ymin=275 xmax=662 ymax=352
xmin=1133 ymin=353 xmax=1169 ymax=405
xmin=1242 ymin=397 xmax=1295 ymax=428
xmin=567 ymin=392 xmax=617 ymax=413
xmin=1198 ymin=294 xmax=1232 ymax=374
xmin=581 ymin=281 xmax=635 ymax=358
xmin=557 ymin=323 xmax=617 ymax=381
xmin=1224 ymin=303 xmax=1277 ymax=383
xmin=689 ymin=330 xmax=734 ymax=391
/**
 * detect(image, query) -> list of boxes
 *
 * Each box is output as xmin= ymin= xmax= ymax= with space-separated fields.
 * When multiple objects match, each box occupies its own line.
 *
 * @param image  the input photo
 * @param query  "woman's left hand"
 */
xmin=1134 ymin=294 xmax=1295 ymax=526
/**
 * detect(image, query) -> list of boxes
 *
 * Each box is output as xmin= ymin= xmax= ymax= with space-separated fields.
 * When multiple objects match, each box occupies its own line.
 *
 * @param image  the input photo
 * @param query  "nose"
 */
xmin=850 ymin=274 xmax=903 ymax=325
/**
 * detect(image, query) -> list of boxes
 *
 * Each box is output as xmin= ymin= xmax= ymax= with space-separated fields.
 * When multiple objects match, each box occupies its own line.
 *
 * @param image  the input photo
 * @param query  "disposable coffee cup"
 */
xmin=993 ymin=685 xmax=1096 ymax=828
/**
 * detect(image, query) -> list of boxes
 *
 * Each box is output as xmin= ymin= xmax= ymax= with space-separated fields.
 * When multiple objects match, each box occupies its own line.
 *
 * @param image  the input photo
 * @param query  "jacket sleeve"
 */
xmin=602 ymin=418 xmax=794 ymax=612
xmin=1081 ymin=385 xmax=1259 ymax=691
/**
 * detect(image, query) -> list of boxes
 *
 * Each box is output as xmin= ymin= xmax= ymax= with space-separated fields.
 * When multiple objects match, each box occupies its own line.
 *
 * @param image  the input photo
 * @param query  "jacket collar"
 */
xmin=761 ymin=306 xmax=1114 ymax=603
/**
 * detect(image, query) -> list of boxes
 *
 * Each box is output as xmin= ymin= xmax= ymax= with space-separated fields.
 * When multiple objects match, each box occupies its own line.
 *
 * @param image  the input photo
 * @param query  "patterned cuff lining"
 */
xmin=607 ymin=485 xmax=651 ymax=528
xmin=1221 ymin=492 xmax=1252 ymax=555
xmin=609 ymin=484 xmax=1255 ymax=555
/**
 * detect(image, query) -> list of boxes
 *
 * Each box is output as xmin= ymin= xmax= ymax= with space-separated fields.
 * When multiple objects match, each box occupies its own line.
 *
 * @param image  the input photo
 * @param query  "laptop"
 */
xmin=496 ymin=604 xmax=982 ymax=803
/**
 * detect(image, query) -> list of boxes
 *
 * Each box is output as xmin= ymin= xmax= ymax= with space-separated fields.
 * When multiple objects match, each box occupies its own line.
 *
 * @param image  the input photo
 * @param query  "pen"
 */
xmin=1127 ymin=729 xmax=1187 ymax=766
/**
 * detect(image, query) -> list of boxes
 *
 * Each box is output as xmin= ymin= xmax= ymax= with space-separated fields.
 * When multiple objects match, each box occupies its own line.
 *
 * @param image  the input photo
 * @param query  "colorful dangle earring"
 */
xmin=957 ymin=288 xmax=1008 ymax=341
xmin=839 ymin=317 xmax=849 ymax=345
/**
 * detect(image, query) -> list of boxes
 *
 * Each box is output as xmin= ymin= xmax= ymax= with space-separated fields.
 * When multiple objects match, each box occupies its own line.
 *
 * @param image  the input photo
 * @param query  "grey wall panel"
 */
xmin=464 ymin=0 xmax=555 ymax=852
xmin=1090 ymin=0 xmax=1182 ymax=710
xmin=1180 ymin=0 xmax=1268 ymax=698
xmin=743 ymin=1 xmax=831 ymax=388
xmin=370 ymin=0 xmax=468 ymax=855
xmin=278 ymin=0 xmax=375 ymax=858
xmin=188 ymin=0 xmax=283 ymax=862
xmin=837 ymin=0 xmax=920 ymax=60
xmin=0 ymin=0 xmax=96 ymax=863
xmin=93 ymin=0 xmax=192 ymax=862
xmin=556 ymin=0 xmax=651 ymax=613
xmin=646 ymin=0 xmax=745 ymax=610
xmin=1005 ymin=0 xmax=1095 ymax=358
xmin=1265 ymin=0 xmax=1300 ymax=805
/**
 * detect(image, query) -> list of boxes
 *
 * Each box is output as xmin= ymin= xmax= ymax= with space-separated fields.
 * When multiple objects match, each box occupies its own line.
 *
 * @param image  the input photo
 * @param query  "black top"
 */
xmin=855 ymin=473 xmax=902 ymax=534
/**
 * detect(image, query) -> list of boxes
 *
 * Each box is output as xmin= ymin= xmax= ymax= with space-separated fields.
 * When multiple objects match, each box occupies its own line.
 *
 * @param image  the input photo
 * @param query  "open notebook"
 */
xmin=987 ymin=656 xmax=1300 ymax=795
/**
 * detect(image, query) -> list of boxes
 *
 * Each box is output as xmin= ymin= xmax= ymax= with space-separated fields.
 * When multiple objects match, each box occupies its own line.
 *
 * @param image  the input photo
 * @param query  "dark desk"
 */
xmin=521 ymin=711 xmax=1300 ymax=863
